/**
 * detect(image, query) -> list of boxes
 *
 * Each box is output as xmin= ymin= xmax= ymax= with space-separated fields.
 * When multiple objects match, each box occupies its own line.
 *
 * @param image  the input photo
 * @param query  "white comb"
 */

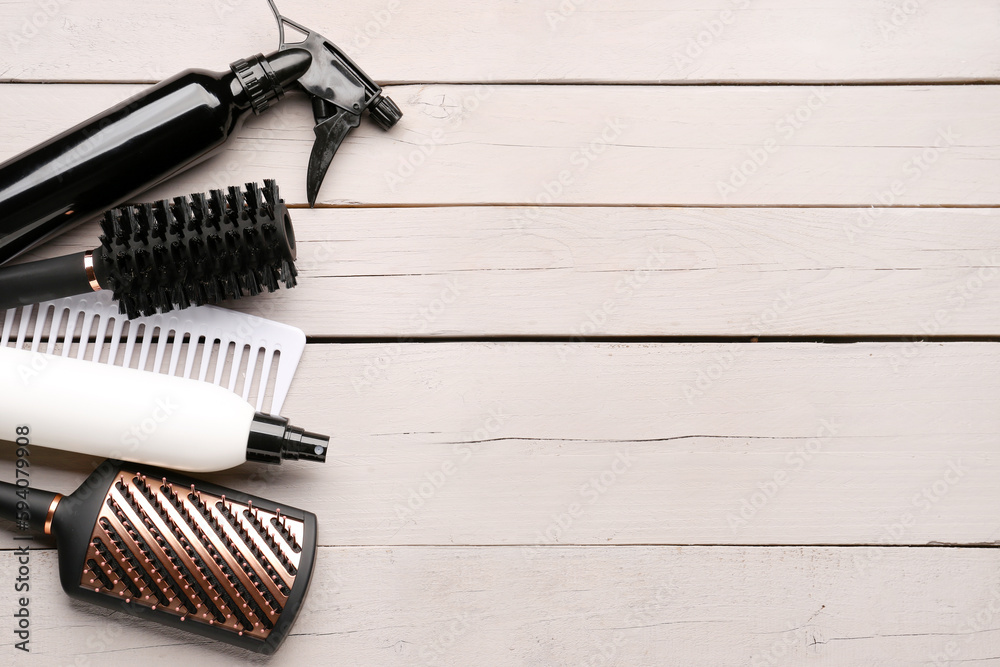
xmin=1 ymin=292 xmax=305 ymax=415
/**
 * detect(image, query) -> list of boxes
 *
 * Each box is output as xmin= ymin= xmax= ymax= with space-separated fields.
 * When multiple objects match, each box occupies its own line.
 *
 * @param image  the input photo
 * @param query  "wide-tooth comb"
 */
xmin=0 ymin=461 xmax=317 ymax=654
xmin=0 ymin=291 xmax=304 ymax=415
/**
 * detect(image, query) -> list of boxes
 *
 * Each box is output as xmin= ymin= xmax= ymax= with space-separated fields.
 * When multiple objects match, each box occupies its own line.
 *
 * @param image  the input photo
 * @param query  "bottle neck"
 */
xmin=229 ymin=49 xmax=312 ymax=116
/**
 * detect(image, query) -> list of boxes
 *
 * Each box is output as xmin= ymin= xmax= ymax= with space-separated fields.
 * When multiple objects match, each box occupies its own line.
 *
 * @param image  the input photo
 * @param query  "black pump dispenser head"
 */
xmin=247 ymin=413 xmax=330 ymax=464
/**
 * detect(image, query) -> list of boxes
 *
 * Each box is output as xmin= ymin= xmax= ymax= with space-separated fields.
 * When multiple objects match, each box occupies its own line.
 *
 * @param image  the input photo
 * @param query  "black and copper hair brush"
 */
xmin=0 ymin=180 xmax=297 ymax=318
xmin=0 ymin=459 xmax=317 ymax=654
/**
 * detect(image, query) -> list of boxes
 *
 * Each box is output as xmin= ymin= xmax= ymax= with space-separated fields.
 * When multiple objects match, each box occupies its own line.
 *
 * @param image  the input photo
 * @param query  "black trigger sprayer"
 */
xmin=0 ymin=0 xmax=401 ymax=267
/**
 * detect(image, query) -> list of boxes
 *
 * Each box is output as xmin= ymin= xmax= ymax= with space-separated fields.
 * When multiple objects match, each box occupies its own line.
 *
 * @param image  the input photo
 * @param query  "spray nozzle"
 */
xmin=263 ymin=0 xmax=402 ymax=206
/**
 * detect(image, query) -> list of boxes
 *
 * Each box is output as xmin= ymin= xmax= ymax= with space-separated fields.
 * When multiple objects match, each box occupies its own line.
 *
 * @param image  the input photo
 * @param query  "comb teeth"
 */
xmin=93 ymin=181 xmax=295 ymax=318
xmin=0 ymin=291 xmax=305 ymax=414
xmin=82 ymin=471 xmax=306 ymax=640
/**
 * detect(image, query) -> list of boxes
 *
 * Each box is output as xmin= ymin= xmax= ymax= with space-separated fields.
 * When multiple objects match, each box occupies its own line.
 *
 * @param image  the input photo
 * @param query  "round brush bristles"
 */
xmin=94 ymin=180 xmax=298 ymax=318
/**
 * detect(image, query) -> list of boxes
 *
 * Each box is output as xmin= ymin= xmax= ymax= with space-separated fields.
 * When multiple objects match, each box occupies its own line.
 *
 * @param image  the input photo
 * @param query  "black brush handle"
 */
xmin=0 ymin=251 xmax=92 ymax=310
xmin=0 ymin=480 xmax=59 ymax=533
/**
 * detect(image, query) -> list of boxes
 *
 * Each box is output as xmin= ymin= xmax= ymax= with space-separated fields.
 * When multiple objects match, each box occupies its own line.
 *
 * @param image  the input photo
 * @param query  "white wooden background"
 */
xmin=1 ymin=1 xmax=1000 ymax=665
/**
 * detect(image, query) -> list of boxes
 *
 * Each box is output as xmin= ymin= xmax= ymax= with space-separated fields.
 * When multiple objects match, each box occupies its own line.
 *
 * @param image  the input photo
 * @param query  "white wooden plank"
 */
xmin=1 ymin=546 xmax=998 ymax=665
xmin=2 ymin=342 xmax=998 ymax=547
xmin=14 ymin=206 xmax=1000 ymax=338
xmin=0 ymin=83 xmax=996 ymax=207
xmin=1 ymin=0 xmax=998 ymax=83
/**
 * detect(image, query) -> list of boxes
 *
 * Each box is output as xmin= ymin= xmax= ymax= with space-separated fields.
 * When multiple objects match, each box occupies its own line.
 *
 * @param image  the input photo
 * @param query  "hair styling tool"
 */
xmin=0 ymin=0 xmax=401 ymax=265
xmin=0 ymin=346 xmax=327 ymax=472
xmin=2 ymin=290 xmax=306 ymax=416
xmin=0 ymin=459 xmax=317 ymax=653
xmin=0 ymin=180 xmax=297 ymax=318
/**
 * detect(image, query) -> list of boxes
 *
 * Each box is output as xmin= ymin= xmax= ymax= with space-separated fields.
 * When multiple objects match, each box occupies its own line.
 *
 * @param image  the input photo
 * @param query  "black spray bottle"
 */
xmin=0 ymin=0 xmax=401 ymax=265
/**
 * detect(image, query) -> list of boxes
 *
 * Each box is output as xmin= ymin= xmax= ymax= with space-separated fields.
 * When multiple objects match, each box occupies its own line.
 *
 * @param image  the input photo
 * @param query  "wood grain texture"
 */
xmin=16 ymin=207 xmax=1000 ymax=337
xmin=0 ymin=2 xmax=995 ymax=664
xmin=0 ymin=84 xmax=997 ymax=207
xmin=1 ymin=342 xmax=997 ymax=547
xmin=1 ymin=0 xmax=999 ymax=83
xmin=3 ymin=546 xmax=1000 ymax=666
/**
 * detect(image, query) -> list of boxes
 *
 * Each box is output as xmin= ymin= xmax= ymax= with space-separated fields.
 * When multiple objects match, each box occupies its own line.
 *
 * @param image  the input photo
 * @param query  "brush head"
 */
xmin=94 ymin=180 xmax=298 ymax=319
xmin=51 ymin=460 xmax=317 ymax=654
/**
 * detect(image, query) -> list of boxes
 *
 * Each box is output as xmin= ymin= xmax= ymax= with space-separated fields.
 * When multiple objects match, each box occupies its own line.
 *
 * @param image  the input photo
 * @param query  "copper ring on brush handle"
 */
xmin=44 ymin=494 xmax=62 ymax=535
xmin=83 ymin=252 xmax=100 ymax=292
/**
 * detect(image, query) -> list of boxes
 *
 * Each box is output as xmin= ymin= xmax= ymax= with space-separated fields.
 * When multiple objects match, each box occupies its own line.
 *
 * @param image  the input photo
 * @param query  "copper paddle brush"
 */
xmin=0 ymin=459 xmax=317 ymax=654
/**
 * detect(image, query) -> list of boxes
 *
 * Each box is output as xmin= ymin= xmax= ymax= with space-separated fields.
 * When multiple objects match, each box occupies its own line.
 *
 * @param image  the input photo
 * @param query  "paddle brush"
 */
xmin=0 ymin=459 xmax=317 ymax=654
xmin=0 ymin=180 xmax=297 ymax=319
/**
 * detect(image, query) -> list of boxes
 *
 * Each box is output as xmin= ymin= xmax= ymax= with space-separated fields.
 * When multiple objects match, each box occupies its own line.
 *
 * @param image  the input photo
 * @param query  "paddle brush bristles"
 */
xmin=95 ymin=180 xmax=298 ymax=318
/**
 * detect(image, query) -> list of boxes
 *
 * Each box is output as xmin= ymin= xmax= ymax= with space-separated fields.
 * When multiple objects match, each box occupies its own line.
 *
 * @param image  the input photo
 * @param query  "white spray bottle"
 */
xmin=0 ymin=347 xmax=327 ymax=472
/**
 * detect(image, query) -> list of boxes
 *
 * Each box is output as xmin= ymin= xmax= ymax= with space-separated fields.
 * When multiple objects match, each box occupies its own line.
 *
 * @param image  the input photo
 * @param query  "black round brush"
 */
xmin=0 ymin=180 xmax=297 ymax=318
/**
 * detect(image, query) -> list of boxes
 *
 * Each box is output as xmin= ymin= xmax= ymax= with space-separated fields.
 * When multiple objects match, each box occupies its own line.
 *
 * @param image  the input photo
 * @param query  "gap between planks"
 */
xmin=3 ymin=546 xmax=1000 ymax=665
xmin=2 ymin=0 xmax=998 ymax=83
xmin=8 ymin=80 xmax=1000 ymax=87
xmin=12 ymin=207 xmax=1000 ymax=338
xmin=3 ymin=543 xmax=1000 ymax=551
xmin=1 ymin=84 xmax=997 ymax=207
